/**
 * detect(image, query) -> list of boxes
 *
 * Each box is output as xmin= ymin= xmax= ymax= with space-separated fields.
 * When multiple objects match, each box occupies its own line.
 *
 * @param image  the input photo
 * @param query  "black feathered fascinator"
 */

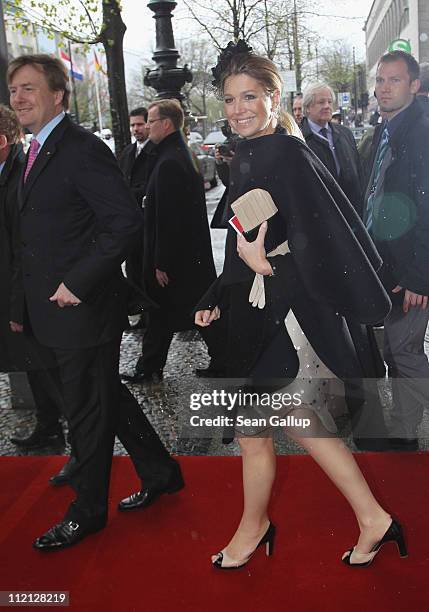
xmin=211 ymin=39 xmax=254 ymax=89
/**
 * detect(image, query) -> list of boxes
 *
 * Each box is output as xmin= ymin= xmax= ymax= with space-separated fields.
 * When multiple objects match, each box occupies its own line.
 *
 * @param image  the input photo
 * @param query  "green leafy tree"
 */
xmin=5 ymin=0 xmax=130 ymax=154
xmin=317 ymin=40 xmax=354 ymax=93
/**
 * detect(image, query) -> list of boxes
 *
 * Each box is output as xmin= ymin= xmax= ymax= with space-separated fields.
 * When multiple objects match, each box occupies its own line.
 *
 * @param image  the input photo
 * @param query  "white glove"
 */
xmin=249 ymin=273 xmax=266 ymax=309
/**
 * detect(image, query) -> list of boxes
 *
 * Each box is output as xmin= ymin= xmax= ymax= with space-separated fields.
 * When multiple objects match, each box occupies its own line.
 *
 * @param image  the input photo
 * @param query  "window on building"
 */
xmin=367 ymin=0 xmax=411 ymax=71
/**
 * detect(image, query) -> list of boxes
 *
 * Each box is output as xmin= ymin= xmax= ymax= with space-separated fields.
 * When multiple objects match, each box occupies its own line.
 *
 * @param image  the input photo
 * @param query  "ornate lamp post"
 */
xmin=144 ymin=0 xmax=192 ymax=108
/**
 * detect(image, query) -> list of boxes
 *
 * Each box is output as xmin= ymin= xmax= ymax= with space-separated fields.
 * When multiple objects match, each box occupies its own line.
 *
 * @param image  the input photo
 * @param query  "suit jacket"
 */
xmin=0 ymin=144 xmax=56 ymax=370
xmin=301 ymin=117 xmax=364 ymax=217
xmin=18 ymin=115 xmax=143 ymax=349
xmin=118 ymin=140 xmax=157 ymax=206
xmin=366 ymin=99 xmax=429 ymax=296
xmin=143 ymin=130 xmax=216 ymax=330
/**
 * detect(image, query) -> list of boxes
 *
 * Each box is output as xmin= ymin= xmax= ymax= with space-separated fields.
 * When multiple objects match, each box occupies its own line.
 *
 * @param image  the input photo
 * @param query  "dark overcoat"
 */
xmin=197 ymin=132 xmax=390 ymax=379
xmin=118 ymin=140 xmax=158 ymax=295
xmin=301 ymin=117 xmax=364 ymax=218
xmin=366 ymin=99 xmax=429 ymax=298
xmin=18 ymin=115 xmax=143 ymax=349
xmin=143 ymin=131 xmax=216 ymax=330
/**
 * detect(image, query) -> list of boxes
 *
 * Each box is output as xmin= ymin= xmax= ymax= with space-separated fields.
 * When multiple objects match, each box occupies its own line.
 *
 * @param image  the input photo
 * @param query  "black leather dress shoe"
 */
xmin=387 ymin=437 xmax=419 ymax=452
xmin=118 ymin=464 xmax=185 ymax=511
xmin=120 ymin=370 xmax=163 ymax=384
xmin=10 ymin=427 xmax=65 ymax=449
xmin=33 ymin=520 xmax=104 ymax=551
xmin=49 ymin=456 xmax=78 ymax=486
xmin=195 ymin=366 xmax=226 ymax=378
xmin=353 ymin=438 xmax=392 ymax=452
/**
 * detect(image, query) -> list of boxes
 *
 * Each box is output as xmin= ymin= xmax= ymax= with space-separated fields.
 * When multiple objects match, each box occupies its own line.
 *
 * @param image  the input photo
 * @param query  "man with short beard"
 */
xmin=119 ymin=108 xmax=157 ymax=322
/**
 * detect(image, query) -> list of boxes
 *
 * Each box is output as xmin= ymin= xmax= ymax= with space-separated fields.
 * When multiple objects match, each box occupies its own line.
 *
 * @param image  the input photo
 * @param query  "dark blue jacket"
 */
xmin=301 ymin=117 xmax=364 ymax=218
xmin=367 ymin=99 xmax=429 ymax=296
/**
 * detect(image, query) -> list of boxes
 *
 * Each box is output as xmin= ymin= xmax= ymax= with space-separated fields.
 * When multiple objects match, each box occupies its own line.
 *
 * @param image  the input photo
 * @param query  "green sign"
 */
xmin=389 ymin=39 xmax=412 ymax=53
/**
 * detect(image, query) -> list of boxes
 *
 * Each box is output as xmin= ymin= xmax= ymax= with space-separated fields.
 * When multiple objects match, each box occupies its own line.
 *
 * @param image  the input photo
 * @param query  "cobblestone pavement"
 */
xmin=1 ymin=183 xmax=428 ymax=457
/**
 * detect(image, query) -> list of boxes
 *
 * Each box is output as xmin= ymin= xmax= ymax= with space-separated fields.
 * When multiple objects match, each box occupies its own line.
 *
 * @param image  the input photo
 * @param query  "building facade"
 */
xmin=365 ymin=0 xmax=429 ymax=96
xmin=3 ymin=1 xmax=58 ymax=60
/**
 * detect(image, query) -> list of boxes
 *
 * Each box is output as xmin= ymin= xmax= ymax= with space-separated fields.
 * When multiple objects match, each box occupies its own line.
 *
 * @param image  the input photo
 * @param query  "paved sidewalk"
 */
xmin=1 ymin=184 xmax=429 ymax=456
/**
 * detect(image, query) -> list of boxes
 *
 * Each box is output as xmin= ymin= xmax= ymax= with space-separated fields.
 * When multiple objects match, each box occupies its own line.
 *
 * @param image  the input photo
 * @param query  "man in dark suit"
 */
xmin=124 ymin=99 xmax=217 ymax=383
xmin=0 ymin=104 xmax=67 ymax=457
xmin=364 ymin=51 xmax=429 ymax=451
xmin=8 ymin=54 xmax=183 ymax=551
xmin=300 ymin=83 xmax=364 ymax=217
xmin=118 ymin=107 xmax=156 ymax=206
xmin=118 ymin=107 xmax=157 ymax=296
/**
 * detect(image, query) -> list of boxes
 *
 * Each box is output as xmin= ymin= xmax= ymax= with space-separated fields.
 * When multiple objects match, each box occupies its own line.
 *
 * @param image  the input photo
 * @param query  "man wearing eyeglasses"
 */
xmin=121 ymin=99 xmax=217 ymax=387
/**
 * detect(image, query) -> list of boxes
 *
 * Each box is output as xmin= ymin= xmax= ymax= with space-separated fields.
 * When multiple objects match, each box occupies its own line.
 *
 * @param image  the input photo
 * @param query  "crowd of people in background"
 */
xmin=0 ymin=44 xmax=428 ymax=559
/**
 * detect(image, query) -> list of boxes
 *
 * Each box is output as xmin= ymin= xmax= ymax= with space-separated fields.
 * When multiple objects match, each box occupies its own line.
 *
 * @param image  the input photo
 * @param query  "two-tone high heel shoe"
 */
xmin=342 ymin=519 xmax=407 ymax=567
xmin=212 ymin=522 xmax=276 ymax=570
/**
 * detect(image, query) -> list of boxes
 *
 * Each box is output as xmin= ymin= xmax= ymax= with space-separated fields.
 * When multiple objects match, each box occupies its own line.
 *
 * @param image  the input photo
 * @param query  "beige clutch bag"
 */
xmin=231 ymin=189 xmax=290 ymax=309
xmin=231 ymin=189 xmax=278 ymax=232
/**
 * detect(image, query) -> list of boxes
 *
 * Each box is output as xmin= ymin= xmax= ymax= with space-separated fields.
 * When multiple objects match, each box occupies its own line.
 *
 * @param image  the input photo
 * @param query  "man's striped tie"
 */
xmin=365 ymin=126 xmax=390 ymax=231
xmin=24 ymin=138 xmax=40 ymax=182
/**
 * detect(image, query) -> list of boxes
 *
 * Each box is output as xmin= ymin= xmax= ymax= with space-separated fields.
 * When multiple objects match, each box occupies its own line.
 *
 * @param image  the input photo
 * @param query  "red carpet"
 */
xmin=0 ymin=454 xmax=428 ymax=611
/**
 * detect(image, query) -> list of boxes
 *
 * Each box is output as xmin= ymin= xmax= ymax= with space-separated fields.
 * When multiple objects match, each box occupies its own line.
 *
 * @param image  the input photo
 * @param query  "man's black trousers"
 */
xmin=51 ymin=336 xmax=175 ymax=526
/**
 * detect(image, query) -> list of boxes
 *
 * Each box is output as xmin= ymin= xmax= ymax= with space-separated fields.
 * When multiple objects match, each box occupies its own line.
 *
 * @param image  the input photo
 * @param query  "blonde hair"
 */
xmin=216 ymin=52 xmax=303 ymax=141
xmin=302 ymin=83 xmax=335 ymax=116
xmin=279 ymin=110 xmax=303 ymax=140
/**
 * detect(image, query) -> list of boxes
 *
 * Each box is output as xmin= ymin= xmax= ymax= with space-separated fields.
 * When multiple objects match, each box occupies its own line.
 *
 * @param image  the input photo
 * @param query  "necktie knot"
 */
xmin=136 ymin=142 xmax=144 ymax=158
xmin=30 ymin=138 xmax=40 ymax=154
xmin=319 ymin=127 xmax=328 ymax=139
xmin=24 ymin=138 xmax=40 ymax=182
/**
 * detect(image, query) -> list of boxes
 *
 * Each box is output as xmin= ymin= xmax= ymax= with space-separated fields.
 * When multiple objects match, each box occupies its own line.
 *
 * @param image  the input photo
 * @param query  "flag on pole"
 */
xmin=60 ymin=50 xmax=84 ymax=81
xmin=94 ymin=51 xmax=102 ymax=71
xmin=93 ymin=51 xmax=107 ymax=76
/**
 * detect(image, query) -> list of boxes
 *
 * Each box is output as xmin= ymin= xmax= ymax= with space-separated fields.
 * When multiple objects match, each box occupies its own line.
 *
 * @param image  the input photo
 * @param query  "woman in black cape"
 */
xmin=195 ymin=43 xmax=406 ymax=570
